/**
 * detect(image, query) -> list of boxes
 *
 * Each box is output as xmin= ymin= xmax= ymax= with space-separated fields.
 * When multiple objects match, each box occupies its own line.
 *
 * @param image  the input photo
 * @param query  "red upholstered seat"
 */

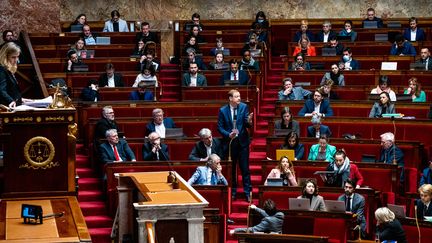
xmin=314 ymin=217 xmax=347 ymax=243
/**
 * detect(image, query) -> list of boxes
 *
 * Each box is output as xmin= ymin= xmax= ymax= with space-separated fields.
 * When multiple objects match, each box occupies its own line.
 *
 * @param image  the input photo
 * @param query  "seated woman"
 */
xmin=297 ymin=179 xmax=326 ymax=211
xmin=183 ymin=49 xmax=206 ymax=70
xmin=274 ymin=107 xmax=300 ymax=136
xmin=183 ymin=36 xmax=201 ymax=56
xmin=290 ymin=53 xmax=311 ymax=71
xmin=188 ymin=24 xmax=206 ymax=43
xmin=132 ymin=61 xmax=158 ymax=87
xmin=241 ymin=34 xmax=263 ymax=57
xmin=320 ymin=80 xmax=339 ymax=100
xmin=307 ymin=115 xmax=331 ymax=138
xmin=416 ymin=184 xmax=432 ymax=220
xmin=371 ymin=75 xmax=396 ymax=101
xmin=265 ymin=156 xmax=298 ymax=186
xmin=208 ymin=51 xmax=229 ymax=70
xmin=320 ymin=63 xmax=345 ymax=86
xmin=375 ymin=207 xmax=407 ymax=243
xmin=369 ymin=91 xmax=396 ymax=118
xmin=278 ymin=77 xmax=311 ymax=101
xmin=404 ymin=77 xmax=426 ymax=102
xmin=338 ymin=20 xmax=357 ymax=42
xmin=240 ymin=50 xmax=260 ymax=71
xmin=69 ymin=38 xmax=86 ymax=58
xmin=129 ymin=81 xmax=154 ymax=101
xmin=281 ymin=132 xmax=305 ymax=160
xmin=325 ymin=149 xmax=364 ymax=188
xmin=210 ymin=37 xmax=230 ymax=56
xmin=293 ymin=37 xmax=316 ymax=57
xmin=70 ymin=14 xmax=87 ymax=31
xmin=247 ymin=22 xmax=268 ymax=43
xmin=132 ymin=38 xmax=145 ymax=57
xmin=308 ymin=135 xmax=336 ymax=163
xmin=293 ymin=20 xmax=315 ymax=42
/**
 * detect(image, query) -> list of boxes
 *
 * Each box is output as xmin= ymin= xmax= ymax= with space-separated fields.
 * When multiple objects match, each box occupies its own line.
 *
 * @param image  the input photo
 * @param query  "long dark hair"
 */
xmin=283 ymin=131 xmax=299 ymax=149
xmin=302 ymin=179 xmax=319 ymax=196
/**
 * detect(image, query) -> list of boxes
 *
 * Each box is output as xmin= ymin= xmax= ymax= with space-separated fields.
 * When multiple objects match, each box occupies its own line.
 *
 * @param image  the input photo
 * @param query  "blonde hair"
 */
xmin=419 ymin=184 xmax=432 ymax=196
xmin=0 ymin=42 xmax=21 ymax=73
xmin=375 ymin=207 xmax=395 ymax=224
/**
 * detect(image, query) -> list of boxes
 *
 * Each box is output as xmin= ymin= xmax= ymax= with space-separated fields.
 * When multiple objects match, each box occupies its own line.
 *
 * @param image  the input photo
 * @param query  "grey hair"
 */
xmin=102 ymin=106 xmax=113 ymax=117
xmin=380 ymin=132 xmax=395 ymax=143
xmin=207 ymin=154 xmax=221 ymax=166
xmin=152 ymin=108 xmax=163 ymax=116
xmin=375 ymin=207 xmax=395 ymax=224
xmin=198 ymin=128 xmax=212 ymax=138
xmin=105 ymin=129 xmax=117 ymax=138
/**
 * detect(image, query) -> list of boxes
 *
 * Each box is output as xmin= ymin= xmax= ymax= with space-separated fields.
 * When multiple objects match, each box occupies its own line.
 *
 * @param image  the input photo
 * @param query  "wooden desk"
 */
xmin=0 ymin=196 xmax=90 ymax=242
xmin=235 ymin=232 xmax=329 ymax=243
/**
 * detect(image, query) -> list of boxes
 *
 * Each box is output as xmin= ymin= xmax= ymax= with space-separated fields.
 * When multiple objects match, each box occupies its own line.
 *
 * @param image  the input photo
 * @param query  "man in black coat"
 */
xmin=189 ymin=128 xmax=223 ymax=161
xmin=94 ymin=106 xmax=119 ymax=146
xmin=98 ymin=63 xmax=125 ymax=87
xmin=142 ymin=132 xmax=169 ymax=161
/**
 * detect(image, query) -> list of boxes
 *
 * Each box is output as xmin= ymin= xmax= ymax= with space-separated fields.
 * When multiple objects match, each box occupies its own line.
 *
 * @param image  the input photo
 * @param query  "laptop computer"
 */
xmin=387 ymin=204 xmax=406 ymax=218
xmin=387 ymin=21 xmax=402 ymax=28
xmin=325 ymin=200 xmax=346 ymax=212
xmin=309 ymin=63 xmax=325 ymax=70
xmin=80 ymin=50 xmax=95 ymax=59
xmin=224 ymin=80 xmax=239 ymax=86
xmin=96 ymin=36 xmax=111 ymax=45
xmin=274 ymin=129 xmax=291 ymax=137
xmin=396 ymin=94 xmax=413 ymax=101
xmin=361 ymin=154 xmax=376 ymax=162
xmin=266 ymin=178 xmax=284 ymax=186
xmin=375 ymin=33 xmax=388 ymax=41
xmin=381 ymin=62 xmax=397 ymax=71
xmin=275 ymin=149 xmax=295 ymax=161
xmin=367 ymin=94 xmax=380 ymax=101
xmin=70 ymin=24 xmax=83 ymax=33
xmin=337 ymin=35 xmax=351 ymax=42
xmin=363 ymin=20 xmax=378 ymax=29
xmin=410 ymin=62 xmax=426 ymax=70
xmin=165 ymin=128 xmax=184 ymax=138
xmin=289 ymin=198 xmax=310 ymax=211
xmin=72 ymin=64 xmax=89 ymax=72
xmin=321 ymin=47 xmax=336 ymax=56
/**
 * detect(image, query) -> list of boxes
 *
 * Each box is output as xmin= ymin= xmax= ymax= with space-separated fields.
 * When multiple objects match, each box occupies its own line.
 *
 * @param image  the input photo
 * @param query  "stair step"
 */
xmin=78 ymin=178 xmax=102 ymax=191
xmin=80 ymin=201 xmax=108 ymax=216
xmin=88 ymin=227 xmax=113 ymax=243
xmin=78 ymin=190 xmax=104 ymax=201
xmin=85 ymin=215 xmax=113 ymax=228
xmin=76 ymin=167 xmax=96 ymax=178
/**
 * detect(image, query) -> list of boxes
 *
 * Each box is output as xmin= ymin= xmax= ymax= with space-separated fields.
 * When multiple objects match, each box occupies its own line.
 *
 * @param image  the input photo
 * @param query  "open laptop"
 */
xmin=325 ymin=200 xmax=346 ymax=212
xmin=80 ymin=50 xmax=95 ymax=59
xmin=363 ymin=20 xmax=378 ymax=29
xmin=337 ymin=35 xmax=351 ymax=42
xmin=410 ymin=63 xmax=426 ymax=70
xmin=396 ymin=94 xmax=412 ymax=101
xmin=266 ymin=178 xmax=283 ymax=186
xmin=381 ymin=62 xmax=397 ymax=71
xmin=165 ymin=128 xmax=184 ymax=138
xmin=96 ymin=36 xmax=111 ymax=45
xmin=289 ymin=198 xmax=310 ymax=211
xmin=387 ymin=21 xmax=402 ymax=28
xmin=321 ymin=47 xmax=336 ymax=56
xmin=361 ymin=154 xmax=376 ymax=162
xmin=387 ymin=204 xmax=406 ymax=218
xmin=224 ymin=80 xmax=239 ymax=86
xmin=274 ymin=129 xmax=291 ymax=137
xmin=72 ymin=64 xmax=89 ymax=72
xmin=70 ymin=25 xmax=83 ymax=33
xmin=375 ymin=33 xmax=388 ymax=42
xmin=275 ymin=149 xmax=295 ymax=161
xmin=309 ymin=63 xmax=325 ymax=70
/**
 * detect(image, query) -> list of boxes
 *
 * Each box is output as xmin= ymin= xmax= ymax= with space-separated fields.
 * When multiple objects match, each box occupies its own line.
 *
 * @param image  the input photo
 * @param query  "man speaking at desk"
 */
xmin=217 ymin=89 xmax=253 ymax=202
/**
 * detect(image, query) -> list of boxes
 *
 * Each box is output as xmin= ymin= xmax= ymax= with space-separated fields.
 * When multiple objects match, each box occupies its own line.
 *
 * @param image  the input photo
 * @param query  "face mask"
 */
xmin=342 ymin=55 xmax=350 ymax=62
xmin=346 ymin=29 xmax=352 ymax=33
xmin=258 ymin=19 xmax=264 ymax=23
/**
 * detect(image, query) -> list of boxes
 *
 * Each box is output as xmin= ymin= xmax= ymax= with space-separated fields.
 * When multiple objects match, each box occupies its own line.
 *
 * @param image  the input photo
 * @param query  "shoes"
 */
xmin=227 ymin=218 xmax=235 ymax=224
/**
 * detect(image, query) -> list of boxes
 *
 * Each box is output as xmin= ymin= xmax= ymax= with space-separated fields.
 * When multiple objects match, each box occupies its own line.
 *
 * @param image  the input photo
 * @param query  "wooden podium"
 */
xmin=117 ymin=171 xmax=208 ymax=243
xmin=0 ymin=108 xmax=77 ymax=197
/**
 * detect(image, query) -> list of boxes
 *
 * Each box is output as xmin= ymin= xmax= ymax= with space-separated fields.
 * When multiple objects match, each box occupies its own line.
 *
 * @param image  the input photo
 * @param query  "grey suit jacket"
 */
xmin=298 ymin=195 xmax=326 ymax=211
xmin=338 ymin=193 xmax=366 ymax=233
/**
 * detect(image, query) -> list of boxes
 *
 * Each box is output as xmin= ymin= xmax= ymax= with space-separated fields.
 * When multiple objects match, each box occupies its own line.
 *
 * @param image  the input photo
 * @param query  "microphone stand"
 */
xmin=246 ymin=191 xmax=253 ymax=233
xmin=415 ymin=205 xmax=421 ymax=243
xmin=246 ymin=68 xmax=252 ymax=102
xmin=392 ymin=117 xmax=397 ymax=165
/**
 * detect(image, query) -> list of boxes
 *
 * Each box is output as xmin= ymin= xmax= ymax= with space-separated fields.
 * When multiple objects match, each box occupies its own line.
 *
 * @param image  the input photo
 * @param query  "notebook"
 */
xmin=224 ymin=80 xmax=239 ymax=86
xmin=266 ymin=178 xmax=283 ymax=186
xmin=363 ymin=20 xmax=378 ymax=29
xmin=289 ymin=198 xmax=310 ymax=211
xmin=80 ymin=50 xmax=95 ymax=59
xmin=165 ymin=128 xmax=184 ymax=138
xmin=96 ymin=36 xmax=111 ymax=45
xmin=321 ymin=47 xmax=336 ymax=56
xmin=275 ymin=149 xmax=295 ymax=161
xmin=387 ymin=204 xmax=406 ymax=218
xmin=325 ymin=200 xmax=346 ymax=212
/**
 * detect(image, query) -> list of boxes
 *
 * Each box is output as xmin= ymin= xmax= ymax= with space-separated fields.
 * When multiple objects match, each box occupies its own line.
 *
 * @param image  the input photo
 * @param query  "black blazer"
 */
xmin=142 ymin=142 xmax=170 ymax=161
xmin=188 ymin=138 xmax=224 ymax=160
xmin=416 ymin=199 xmax=432 ymax=220
xmin=94 ymin=118 xmax=119 ymax=144
xmin=0 ymin=65 xmax=22 ymax=106
xmin=98 ymin=73 xmax=125 ymax=87
xmin=135 ymin=32 xmax=159 ymax=43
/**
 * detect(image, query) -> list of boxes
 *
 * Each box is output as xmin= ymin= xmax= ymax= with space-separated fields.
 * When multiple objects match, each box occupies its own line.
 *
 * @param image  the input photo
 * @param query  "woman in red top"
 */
xmin=293 ymin=37 xmax=316 ymax=57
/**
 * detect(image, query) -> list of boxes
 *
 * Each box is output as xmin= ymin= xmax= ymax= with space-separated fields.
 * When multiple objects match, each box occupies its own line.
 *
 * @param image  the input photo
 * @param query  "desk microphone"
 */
xmin=414 ymin=205 xmax=421 ymax=243
xmin=391 ymin=116 xmax=397 ymax=165
xmin=43 ymin=212 xmax=64 ymax=218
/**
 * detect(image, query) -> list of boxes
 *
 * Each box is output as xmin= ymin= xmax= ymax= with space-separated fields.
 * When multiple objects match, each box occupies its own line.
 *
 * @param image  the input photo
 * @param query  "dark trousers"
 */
xmin=229 ymin=139 xmax=251 ymax=196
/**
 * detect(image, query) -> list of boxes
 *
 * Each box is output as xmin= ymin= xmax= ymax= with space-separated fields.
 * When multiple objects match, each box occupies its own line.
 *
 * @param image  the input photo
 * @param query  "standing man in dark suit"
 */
xmin=142 ymin=132 xmax=169 ymax=161
xmin=220 ymin=59 xmax=249 ymax=85
xmin=416 ymin=48 xmax=432 ymax=71
xmin=217 ymin=89 xmax=253 ymax=202
xmin=94 ymin=106 xmax=120 ymax=146
xmin=338 ymin=179 xmax=366 ymax=238
xmin=182 ymin=62 xmax=207 ymax=87
xmin=298 ymin=88 xmax=334 ymax=117
xmin=145 ymin=108 xmax=176 ymax=138
xmin=98 ymin=63 xmax=125 ymax=87
xmin=189 ymin=128 xmax=223 ymax=161
xmin=99 ymin=129 xmax=136 ymax=165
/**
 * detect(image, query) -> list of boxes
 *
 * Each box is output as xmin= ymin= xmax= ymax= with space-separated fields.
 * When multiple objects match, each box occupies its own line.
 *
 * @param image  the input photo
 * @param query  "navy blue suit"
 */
xmin=188 ymin=138 xmax=224 ymax=161
xmin=390 ymin=42 xmax=417 ymax=56
xmin=416 ymin=199 xmax=432 ymax=220
xmin=298 ymin=99 xmax=334 ymax=117
xmin=403 ymin=28 xmax=426 ymax=41
xmin=219 ymin=70 xmax=249 ymax=85
xmin=217 ymin=102 xmax=252 ymax=196
xmin=80 ymin=87 xmax=99 ymax=101
xmin=145 ymin=118 xmax=176 ymax=136
xmin=420 ymin=167 xmax=432 ymax=186
xmin=307 ymin=125 xmax=332 ymax=138
xmin=315 ymin=30 xmax=336 ymax=42
xmin=293 ymin=31 xmax=315 ymax=42
xmin=142 ymin=142 xmax=169 ymax=161
xmin=98 ymin=139 xmax=136 ymax=164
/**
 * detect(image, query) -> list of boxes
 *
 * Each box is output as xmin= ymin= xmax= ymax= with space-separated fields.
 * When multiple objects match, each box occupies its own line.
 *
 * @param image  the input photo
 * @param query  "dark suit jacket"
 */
xmin=217 ymin=102 xmax=251 ymax=146
xmin=377 ymin=220 xmax=407 ymax=243
xmin=129 ymin=90 xmax=153 ymax=101
xmin=98 ymin=73 xmax=125 ymax=87
xmin=390 ymin=41 xmax=417 ymax=56
xmin=315 ymin=30 xmax=337 ymax=42
xmin=219 ymin=70 xmax=249 ymax=85
xmin=142 ymin=142 xmax=169 ymax=161
xmin=293 ymin=30 xmax=315 ymax=42
xmin=338 ymin=193 xmax=366 ymax=233
xmin=135 ymin=31 xmax=159 ymax=43
xmin=307 ymin=124 xmax=332 ymax=138
xmin=416 ymin=199 xmax=432 ymax=220
xmin=298 ymin=99 xmax=334 ymax=117
xmin=80 ymin=87 xmax=99 ymax=101
xmin=182 ymin=73 xmax=207 ymax=87
xmin=341 ymin=58 xmax=360 ymax=70
xmin=94 ymin=118 xmax=119 ymax=144
xmin=415 ymin=57 xmax=432 ymax=70
xmin=99 ymin=140 xmax=136 ymax=164
xmin=403 ymin=27 xmax=426 ymax=41
xmin=188 ymin=138 xmax=223 ymax=161
xmin=0 ymin=66 xmax=22 ymax=106
xmin=363 ymin=17 xmax=384 ymax=28
xmin=145 ymin=118 xmax=176 ymax=136
xmin=379 ymin=144 xmax=405 ymax=167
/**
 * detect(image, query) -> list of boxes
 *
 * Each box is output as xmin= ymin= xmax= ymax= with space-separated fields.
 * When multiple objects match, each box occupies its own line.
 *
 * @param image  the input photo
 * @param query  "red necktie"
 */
xmin=234 ymin=73 xmax=237 ymax=80
xmin=113 ymin=145 xmax=120 ymax=161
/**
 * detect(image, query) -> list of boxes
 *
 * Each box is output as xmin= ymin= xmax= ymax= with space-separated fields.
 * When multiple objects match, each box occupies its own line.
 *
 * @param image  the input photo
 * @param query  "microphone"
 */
xmin=353 ymin=225 xmax=361 ymax=240
xmin=415 ymin=205 xmax=421 ymax=243
xmin=246 ymin=67 xmax=252 ymax=102
xmin=43 ymin=212 xmax=64 ymax=218
xmin=391 ymin=117 xmax=397 ymax=165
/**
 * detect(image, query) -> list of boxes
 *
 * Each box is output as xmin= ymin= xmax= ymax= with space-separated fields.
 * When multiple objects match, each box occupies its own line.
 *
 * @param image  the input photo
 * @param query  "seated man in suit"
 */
xmin=403 ymin=17 xmax=426 ymax=42
xmin=142 ymin=132 xmax=169 ymax=161
xmin=219 ymin=59 xmax=249 ymax=85
xmin=298 ymin=88 xmax=334 ymax=117
xmin=65 ymin=50 xmax=86 ymax=72
xmin=362 ymin=7 xmax=384 ymax=28
xmin=189 ymin=128 xmax=223 ymax=161
xmin=99 ymin=129 xmax=136 ymax=165
xmin=145 ymin=108 xmax=176 ymax=138
xmin=188 ymin=154 xmax=227 ymax=185
xmin=338 ymin=179 xmax=366 ymax=238
xmin=129 ymin=81 xmax=154 ymax=101
xmin=135 ymin=22 xmax=159 ymax=43
xmin=103 ymin=10 xmax=129 ymax=32
xmin=416 ymin=48 xmax=432 ymax=71
xmin=81 ymin=24 xmax=97 ymax=45
xmin=325 ymin=36 xmax=344 ymax=55
xmin=339 ymin=47 xmax=360 ymax=71
xmin=390 ymin=34 xmax=417 ymax=56
xmin=98 ymin=63 xmax=125 ymax=87
xmin=307 ymin=115 xmax=332 ymax=138
xmin=379 ymin=132 xmax=404 ymax=167
xmin=182 ymin=62 xmax=207 ymax=87
xmin=94 ymin=106 xmax=120 ymax=146
xmin=80 ymin=79 xmax=99 ymax=102
xmin=316 ymin=20 xmax=336 ymax=43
